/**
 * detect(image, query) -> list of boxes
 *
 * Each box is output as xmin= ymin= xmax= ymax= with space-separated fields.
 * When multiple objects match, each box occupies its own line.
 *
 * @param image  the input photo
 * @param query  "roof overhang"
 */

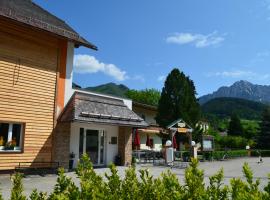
xmin=0 ymin=2 xmax=97 ymax=50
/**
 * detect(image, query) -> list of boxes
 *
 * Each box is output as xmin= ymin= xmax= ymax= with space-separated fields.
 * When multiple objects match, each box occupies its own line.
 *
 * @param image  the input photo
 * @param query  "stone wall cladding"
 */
xmin=118 ymin=126 xmax=132 ymax=166
xmin=52 ymin=122 xmax=71 ymax=169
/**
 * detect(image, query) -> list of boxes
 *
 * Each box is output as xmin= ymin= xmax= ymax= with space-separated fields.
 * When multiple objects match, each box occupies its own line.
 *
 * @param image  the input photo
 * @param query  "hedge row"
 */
xmin=2 ymin=154 xmax=270 ymax=200
xmin=250 ymin=150 xmax=270 ymax=157
xmin=204 ymin=150 xmax=248 ymax=160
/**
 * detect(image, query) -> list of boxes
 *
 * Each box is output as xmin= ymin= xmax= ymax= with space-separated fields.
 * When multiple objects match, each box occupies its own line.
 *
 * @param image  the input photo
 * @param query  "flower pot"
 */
xmin=5 ymin=146 xmax=14 ymax=150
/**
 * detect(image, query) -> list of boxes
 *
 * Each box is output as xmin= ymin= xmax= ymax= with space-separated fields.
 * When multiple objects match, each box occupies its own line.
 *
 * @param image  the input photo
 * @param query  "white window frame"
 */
xmin=0 ymin=122 xmax=23 ymax=152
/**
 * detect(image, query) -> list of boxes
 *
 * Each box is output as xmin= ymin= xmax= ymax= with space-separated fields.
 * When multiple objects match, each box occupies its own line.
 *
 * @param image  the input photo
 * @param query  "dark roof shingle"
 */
xmin=60 ymin=92 xmax=148 ymax=127
xmin=0 ymin=0 xmax=97 ymax=50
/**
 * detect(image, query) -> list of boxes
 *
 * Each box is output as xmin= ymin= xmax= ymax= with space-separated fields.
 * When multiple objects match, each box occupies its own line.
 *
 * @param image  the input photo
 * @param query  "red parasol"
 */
xmin=133 ymin=129 xmax=140 ymax=149
xmin=173 ymin=135 xmax=178 ymax=149
xmin=146 ymin=134 xmax=151 ymax=147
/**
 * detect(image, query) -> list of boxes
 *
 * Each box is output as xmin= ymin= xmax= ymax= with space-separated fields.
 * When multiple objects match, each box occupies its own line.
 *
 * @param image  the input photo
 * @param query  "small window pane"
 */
xmin=0 ymin=123 xmax=9 ymax=146
xmin=12 ymin=124 xmax=21 ymax=147
xmin=111 ymin=137 xmax=117 ymax=145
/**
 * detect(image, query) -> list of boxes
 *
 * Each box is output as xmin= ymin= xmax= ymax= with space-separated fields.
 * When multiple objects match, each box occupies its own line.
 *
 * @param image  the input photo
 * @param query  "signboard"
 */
xmin=203 ymin=140 xmax=213 ymax=150
xmin=178 ymin=128 xmax=188 ymax=133
xmin=178 ymin=122 xmax=186 ymax=128
xmin=202 ymin=135 xmax=214 ymax=151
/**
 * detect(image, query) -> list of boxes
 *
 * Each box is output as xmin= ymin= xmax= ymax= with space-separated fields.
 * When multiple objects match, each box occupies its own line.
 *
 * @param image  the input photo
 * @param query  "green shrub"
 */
xmin=3 ymin=154 xmax=270 ymax=199
xmin=217 ymin=136 xmax=248 ymax=149
xmin=10 ymin=173 xmax=26 ymax=200
xmin=250 ymin=150 xmax=270 ymax=157
xmin=212 ymin=150 xmax=248 ymax=160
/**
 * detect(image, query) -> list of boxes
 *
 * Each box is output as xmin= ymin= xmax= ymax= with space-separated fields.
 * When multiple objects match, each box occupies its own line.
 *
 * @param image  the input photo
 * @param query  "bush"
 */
xmin=212 ymin=150 xmax=248 ymax=160
xmin=2 ymin=154 xmax=270 ymax=199
xmin=250 ymin=150 xmax=270 ymax=157
xmin=216 ymin=136 xmax=248 ymax=149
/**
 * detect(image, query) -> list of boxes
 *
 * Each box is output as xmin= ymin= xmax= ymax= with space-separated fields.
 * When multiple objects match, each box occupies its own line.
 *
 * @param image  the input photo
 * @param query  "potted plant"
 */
xmin=5 ymin=141 xmax=15 ymax=150
xmin=0 ymin=136 xmax=5 ymax=150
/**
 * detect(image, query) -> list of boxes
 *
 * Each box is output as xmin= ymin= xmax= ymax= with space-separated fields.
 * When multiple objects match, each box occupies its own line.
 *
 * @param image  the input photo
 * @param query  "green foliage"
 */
xmin=125 ymin=88 xmax=161 ymax=106
xmin=242 ymin=120 xmax=260 ymax=139
xmin=230 ymin=162 xmax=262 ymax=199
xmin=29 ymin=190 xmax=47 ymax=200
xmin=76 ymin=153 xmax=105 ymax=199
xmin=257 ymin=107 xmax=270 ymax=149
xmin=228 ymin=113 xmax=244 ymax=136
xmin=10 ymin=173 xmax=26 ymax=200
xmin=184 ymin=158 xmax=207 ymax=199
xmin=0 ymin=184 xmax=3 ymax=200
xmin=49 ymin=168 xmax=80 ymax=199
xmin=206 ymin=169 xmax=229 ymax=200
xmin=201 ymin=97 xmax=267 ymax=120
xmin=250 ymin=150 xmax=270 ymax=157
xmin=212 ymin=150 xmax=248 ymax=160
xmin=4 ymin=155 xmax=270 ymax=199
xmin=216 ymin=136 xmax=248 ymax=149
xmin=156 ymin=68 xmax=201 ymax=127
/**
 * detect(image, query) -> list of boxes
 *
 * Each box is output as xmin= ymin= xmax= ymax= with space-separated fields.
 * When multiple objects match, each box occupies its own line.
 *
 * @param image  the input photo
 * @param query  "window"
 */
xmin=111 ymin=136 xmax=117 ymax=145
xmin=0 ymin=122 xmax=23 ymax=152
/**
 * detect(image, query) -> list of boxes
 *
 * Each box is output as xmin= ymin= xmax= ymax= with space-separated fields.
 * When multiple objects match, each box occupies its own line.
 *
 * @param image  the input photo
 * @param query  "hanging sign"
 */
xmin=178 ymin=128 xmax=188 ymax=133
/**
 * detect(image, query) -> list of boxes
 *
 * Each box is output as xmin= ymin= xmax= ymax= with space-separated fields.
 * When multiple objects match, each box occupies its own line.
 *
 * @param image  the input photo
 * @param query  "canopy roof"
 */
xmin=60 ymin=92 xmax=148 ymax=127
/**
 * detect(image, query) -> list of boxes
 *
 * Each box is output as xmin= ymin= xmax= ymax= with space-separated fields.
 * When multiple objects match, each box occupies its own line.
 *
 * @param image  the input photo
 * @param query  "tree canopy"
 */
xmin=125 ymin=88 xmax=160 ymax=106
xmin=156 ymin=68 xmax=201 ymax=128
xmin=257 ymin=107 xmax=270 ymax=149
xmin=228 ymin=113 xmax=243 ymax=136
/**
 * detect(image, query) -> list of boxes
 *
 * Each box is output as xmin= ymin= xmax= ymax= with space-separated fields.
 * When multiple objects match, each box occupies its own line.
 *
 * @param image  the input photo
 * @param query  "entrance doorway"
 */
xmin=79 ymin=128 xmax=105 ymax=166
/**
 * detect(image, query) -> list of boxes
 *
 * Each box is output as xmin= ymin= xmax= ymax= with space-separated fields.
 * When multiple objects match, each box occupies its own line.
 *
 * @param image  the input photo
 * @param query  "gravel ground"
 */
xmin=0 ymin=157 xmax=269 ymax=199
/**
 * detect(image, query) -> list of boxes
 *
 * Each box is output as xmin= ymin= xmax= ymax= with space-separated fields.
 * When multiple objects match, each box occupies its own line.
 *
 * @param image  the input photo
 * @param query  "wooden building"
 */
xmin=0 ymin=0 xmax=148 ymax=170
xmin=0 ymin=0 xmax=96 ymax=170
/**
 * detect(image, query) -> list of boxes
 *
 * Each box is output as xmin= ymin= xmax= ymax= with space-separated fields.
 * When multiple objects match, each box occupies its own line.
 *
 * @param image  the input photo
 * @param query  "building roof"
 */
xmin=0 ymin=0 xmax=97 ymax=50
xmin=59 ymin=92 xmax=148 ymax=127
xmin=132 ymin=101 xmax=158 ymax=111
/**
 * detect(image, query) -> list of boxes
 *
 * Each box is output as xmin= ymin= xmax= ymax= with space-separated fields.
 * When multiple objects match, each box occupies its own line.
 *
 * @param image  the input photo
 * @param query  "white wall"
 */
xmin=70 ymin=122 xmax=119 ymax=167
xmin=64 ymin=42 xmax=74 ymax=106
xmin=140 ymin=133 xmax=163 ymax=151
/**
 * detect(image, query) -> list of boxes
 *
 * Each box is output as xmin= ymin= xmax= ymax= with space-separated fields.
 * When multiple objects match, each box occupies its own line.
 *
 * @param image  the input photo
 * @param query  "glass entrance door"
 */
xmin=81 ymin=129 xmax=105 ymax=165
xmin=86 ymin=130 xmax=99 ymax=164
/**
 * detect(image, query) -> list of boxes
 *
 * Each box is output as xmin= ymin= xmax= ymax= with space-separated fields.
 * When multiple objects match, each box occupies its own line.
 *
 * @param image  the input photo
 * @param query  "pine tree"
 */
xmin=228 ymin=113 xmax=243 ymax=136
xmin=257 ymin=107 xmax=270 ymax=149
xmin=156 ymin=68 xmax=200 ymax=127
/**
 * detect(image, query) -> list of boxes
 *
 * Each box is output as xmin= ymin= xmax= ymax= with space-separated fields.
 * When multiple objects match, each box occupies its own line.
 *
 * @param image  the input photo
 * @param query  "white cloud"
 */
xmin=206 ymin=70 xmax=270 ymax=80
xmin=166 ymin=31 xmax=224 ymax=48
xmin=157 ymin=75 xmax=166 ymax=82
xmin=74 ymin=54 xmax=127 ymax=81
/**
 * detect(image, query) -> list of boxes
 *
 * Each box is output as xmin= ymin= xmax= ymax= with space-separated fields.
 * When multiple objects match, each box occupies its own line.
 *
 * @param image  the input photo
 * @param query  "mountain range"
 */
xmin=73 ymin=82 xmax=129 ymax=97
xmin=199 ymin=80 xmax=270 ymax=105
xmin=201 ymin=97 xmax=267 ymax=120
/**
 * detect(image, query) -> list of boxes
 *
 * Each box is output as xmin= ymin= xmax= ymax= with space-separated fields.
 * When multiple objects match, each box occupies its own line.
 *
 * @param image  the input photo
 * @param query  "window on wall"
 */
xmin=0 ymin=122 xmax=23 ymax=152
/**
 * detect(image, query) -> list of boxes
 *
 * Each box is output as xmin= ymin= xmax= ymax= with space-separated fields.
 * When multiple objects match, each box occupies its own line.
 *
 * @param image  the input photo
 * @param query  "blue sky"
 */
xmin=35 ymin=0 xmax=270 ymax=96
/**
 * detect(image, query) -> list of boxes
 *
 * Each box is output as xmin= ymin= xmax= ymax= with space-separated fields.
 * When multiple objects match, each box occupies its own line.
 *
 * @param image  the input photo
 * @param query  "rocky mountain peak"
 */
xmin=199 ymin=80 xmax=270 ymax=104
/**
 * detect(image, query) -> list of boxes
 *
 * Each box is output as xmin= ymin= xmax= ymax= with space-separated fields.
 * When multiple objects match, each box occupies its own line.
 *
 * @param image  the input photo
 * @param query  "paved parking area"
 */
xmin=0 ymin=157 xmax=269 ymax=199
